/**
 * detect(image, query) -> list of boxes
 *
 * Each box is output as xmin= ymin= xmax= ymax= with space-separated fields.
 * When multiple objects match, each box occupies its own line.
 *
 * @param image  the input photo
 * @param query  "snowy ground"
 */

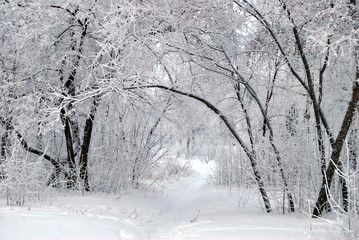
xmin=0 ymin=158 xmax=345 ymax=240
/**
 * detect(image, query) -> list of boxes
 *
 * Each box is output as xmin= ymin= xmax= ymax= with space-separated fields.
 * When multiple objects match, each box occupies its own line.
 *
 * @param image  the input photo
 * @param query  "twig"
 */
xmin=190 ymin=210 xmax=200 ymax=223
xmin=128 ymin=207 xmax=138 ymax=219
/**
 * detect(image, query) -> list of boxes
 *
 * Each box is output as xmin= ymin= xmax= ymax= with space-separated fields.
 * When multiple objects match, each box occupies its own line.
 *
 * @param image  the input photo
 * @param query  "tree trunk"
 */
xmin=0 ymin=118 xmax=10 ymax=153
xmin=79 ymin=97 xmax=99 ymax=192
xmin=60 ymin=109 xmax=77 ymax=188
xmin=58 ymin=19 xmax=88 ymax=189
xmin=313 ymin=81 xmax=359 ymax=217
xmin=0 ymin=117 xmax=11 ymax=180
xmin=234 ymin=84 xmax=272 ymax=212
xmin=348 ymin=126 xmax=358 ymax=171
xmin=337 ymin=160 xmax=349 ymax=212
xmin=313 ymin=0 xmax=359 ymax=217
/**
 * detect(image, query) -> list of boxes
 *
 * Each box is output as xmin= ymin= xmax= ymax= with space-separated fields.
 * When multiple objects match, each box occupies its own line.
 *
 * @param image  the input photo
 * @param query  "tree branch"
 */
xmin=318 ymin=38 xmax=331 ymax=106
xmin=0 ymin=117 xmax=61 ymax=169
xmin=234 ymin=0 xmax=309 ymax=93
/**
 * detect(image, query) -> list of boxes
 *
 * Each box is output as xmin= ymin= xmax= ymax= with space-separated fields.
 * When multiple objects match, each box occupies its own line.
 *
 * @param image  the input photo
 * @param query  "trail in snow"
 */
xmin=157 ymin=159 xmax=213 ymax=220
xmin=0 ymin=157 xmax=344 ymax=240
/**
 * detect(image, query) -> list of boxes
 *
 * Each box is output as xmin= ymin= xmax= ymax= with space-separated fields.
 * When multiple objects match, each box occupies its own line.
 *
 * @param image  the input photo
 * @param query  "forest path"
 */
xmin=0 ymin=158 xmax=344 ymax=240
xmin=156 ymin=158 xmax=214 ymax=220
xmin=116 ymin=158 xmax=342 ymax=240
xmin=148 ymin=158 xmax=219 ymax=238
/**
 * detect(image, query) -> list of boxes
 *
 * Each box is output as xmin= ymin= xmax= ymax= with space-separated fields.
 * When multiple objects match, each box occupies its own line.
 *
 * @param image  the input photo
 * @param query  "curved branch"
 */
xmin=125 ymin=84 xmax=272 ymax=212
xmin=126 ymin=85 xmax=249 ymax=152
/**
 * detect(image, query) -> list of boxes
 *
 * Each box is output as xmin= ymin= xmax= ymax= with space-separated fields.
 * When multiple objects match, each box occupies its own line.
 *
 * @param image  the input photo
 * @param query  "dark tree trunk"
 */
xmin=0 ymin=117 xmax=11 ymax=180
xmin=60 ymin=109 xmax=77 ymax=188
xmin=348 ymin=127 xmax=358 ymax=171
xmin=0 ymin=117 xmax=12 ymax=158
xmin=338 ymin=160 xmax=349 ymax=212
xmin=79 ymin=97 xmax=99 ymax=192
xmin=313 ymin=81 xmax=359 ymax=217
xmin=58 ymin=19 xmax=88 ymax=189
xmin=1 ymin=130 xmax=10 ymax=162
xmin=313 ymin=0 xmax=358 ymax=217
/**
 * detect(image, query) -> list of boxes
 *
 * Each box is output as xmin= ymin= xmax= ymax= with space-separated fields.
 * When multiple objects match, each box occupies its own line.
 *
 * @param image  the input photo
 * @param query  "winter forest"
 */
xmin=0 ymin=0 xmax=358 ymax=239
